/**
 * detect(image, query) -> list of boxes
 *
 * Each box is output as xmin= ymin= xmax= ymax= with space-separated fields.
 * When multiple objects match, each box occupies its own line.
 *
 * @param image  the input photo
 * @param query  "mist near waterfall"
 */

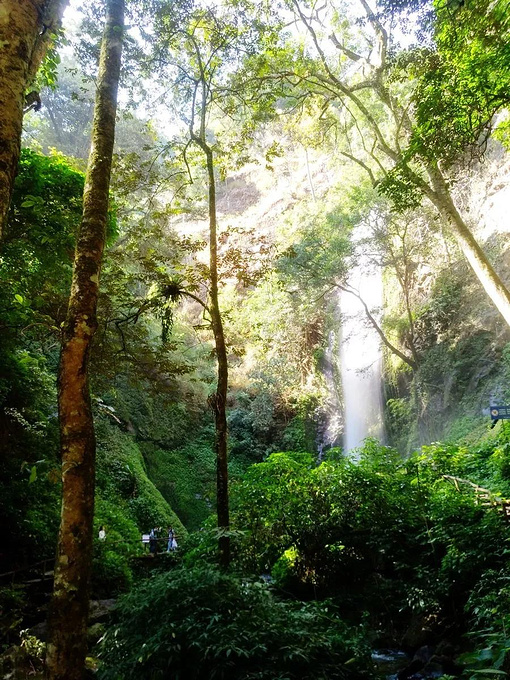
xmin=317 ymin=329 xmax=343 ymax=459
xmin=340 ymin=259 xmax=384 ymax=456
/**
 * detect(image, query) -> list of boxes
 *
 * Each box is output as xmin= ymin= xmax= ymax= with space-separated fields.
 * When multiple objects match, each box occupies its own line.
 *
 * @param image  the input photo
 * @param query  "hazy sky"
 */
xmin=62 ymin=0 xmax=84 ymax=36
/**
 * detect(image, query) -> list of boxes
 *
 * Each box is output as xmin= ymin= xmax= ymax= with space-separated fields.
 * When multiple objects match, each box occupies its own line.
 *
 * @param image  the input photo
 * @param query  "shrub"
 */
xmin=92 ymin=549 xmax=133 ymax=597
xmin=97 ymin=566 xmax=372 ymax=680
xmin=0 ymin=586 xmax=26 ymax=647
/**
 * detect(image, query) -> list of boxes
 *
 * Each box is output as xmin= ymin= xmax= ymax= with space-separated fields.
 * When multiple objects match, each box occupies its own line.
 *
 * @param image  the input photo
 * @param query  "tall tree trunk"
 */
xmin=0 ymin=0 xmax=68 ymax=240
xmin=189 ymin=60 xmax=230 ymax=569
xmin=426 ymin=165 xmax=510 ymax=328
xmin=45 ymin=2 xmax=124 ymax=679
xmin=204 ymin=145 xmax=230 ymax=569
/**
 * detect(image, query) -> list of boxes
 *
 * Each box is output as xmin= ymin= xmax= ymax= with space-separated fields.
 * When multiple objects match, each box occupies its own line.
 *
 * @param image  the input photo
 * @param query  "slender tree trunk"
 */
xmin=45 ymin=2 xmax=124 ymax=678
xmin=400 ymin=256 xmax=420 ymax=366
xmin=188 ymin=57 xmax=230 ymax=569
xmin=0 ymin=0 xmax=68 ymax=240
xmin=204 ymin=146 xmax=230 ymax=569
xmin=426 ymin=165 xmax=510 ymax=328
xmin=387 ymin=241 xmax=420 ymax=366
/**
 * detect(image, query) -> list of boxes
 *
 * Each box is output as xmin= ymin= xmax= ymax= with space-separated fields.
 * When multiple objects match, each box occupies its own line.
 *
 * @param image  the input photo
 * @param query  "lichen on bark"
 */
xmin=45 ymin=1 xmax=124 ymax=679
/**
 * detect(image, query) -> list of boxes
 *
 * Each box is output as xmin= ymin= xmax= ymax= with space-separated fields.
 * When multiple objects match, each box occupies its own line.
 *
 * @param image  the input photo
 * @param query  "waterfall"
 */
xmin=339 ymin=253 xmax=384 ymax=455
xmin=317 ymin=330 xmax=343 ymax=459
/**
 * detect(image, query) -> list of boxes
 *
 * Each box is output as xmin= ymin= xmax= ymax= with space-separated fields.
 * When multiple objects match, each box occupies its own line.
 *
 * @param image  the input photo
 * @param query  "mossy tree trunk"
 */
xmin=425 ymin=164 xmax=510 ymax=328
xmin=0 ymin=0 xmax=68 ymax=240
xmin=45 ymin=1 xmax=124 ymax=679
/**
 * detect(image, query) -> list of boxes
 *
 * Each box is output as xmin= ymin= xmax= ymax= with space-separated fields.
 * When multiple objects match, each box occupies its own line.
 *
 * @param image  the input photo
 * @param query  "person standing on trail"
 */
xmin=167 ymin=527 xmax=174 ymax=552
xmin=149 ymin=527 xmax=157 ymax=555
xmin=98 ymin=526 xmax=106 ymax=541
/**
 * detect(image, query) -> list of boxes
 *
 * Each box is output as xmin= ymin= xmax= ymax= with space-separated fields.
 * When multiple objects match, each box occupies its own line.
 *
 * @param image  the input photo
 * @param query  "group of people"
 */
xmin=98 ymin=524 xmax=179 ymax=555
xmin=148 ymin=526 xmax=178 ymax=555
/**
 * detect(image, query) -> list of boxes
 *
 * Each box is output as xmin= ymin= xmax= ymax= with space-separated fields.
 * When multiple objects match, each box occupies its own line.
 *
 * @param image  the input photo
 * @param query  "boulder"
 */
xmin=89 ymin=599 xmax=116 ymax=623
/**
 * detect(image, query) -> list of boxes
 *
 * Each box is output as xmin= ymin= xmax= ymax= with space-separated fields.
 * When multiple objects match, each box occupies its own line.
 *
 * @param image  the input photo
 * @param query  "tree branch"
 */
xmin=337 ymin=282 xmax=417 ymax=370
xmin=329 ymin=32 xmax=362 ymax=61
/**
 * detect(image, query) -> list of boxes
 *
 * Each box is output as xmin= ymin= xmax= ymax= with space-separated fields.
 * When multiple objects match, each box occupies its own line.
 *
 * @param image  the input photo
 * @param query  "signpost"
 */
xmin=490 ymin=405 xmax=510 ymax=427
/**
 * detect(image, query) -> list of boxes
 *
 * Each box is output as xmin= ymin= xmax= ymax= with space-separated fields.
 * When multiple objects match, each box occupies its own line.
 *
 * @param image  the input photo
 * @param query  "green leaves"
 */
xmin=29 ymin=466 xmax=38 ymax=484
xmin=34 ymin=28 xmax=66 ymax=91
xmin=232 ymin=432 xmax=510 ymax=644
xmin=404 ymin=0 xmax=510 ymax=165
xmin=97 ymin=565 xmax=371 ymax=679
xmin=20 ymin=195 xmax=44 ymax=211
xmin=0 ymin=149 xmax=85 ymax=351
xmin=378 ymin=164 xmax=423 ymax=212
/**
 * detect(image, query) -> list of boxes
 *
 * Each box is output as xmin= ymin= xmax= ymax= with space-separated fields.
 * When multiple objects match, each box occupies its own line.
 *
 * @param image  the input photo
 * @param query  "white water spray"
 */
xmin=317 ymin=330 xmax=343 ymax=459
xmin=339 ymin=248 xmax=384 ymax=455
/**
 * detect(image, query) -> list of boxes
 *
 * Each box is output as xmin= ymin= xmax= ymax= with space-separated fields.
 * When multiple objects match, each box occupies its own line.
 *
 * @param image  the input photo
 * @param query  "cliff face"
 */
xmin=168 ymin=125 xmax=510 ymax=454
xmin=458 ymin=143 xmax=510 ymax=338
xmin=457 ymin=141 xmax=510 ymax=242
xmin=381 ymin=140 xmax=510 ymax=451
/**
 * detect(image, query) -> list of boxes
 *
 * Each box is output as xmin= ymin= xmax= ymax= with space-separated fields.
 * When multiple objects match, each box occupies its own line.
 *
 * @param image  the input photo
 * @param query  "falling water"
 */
xmin=339 ymin=253 xmax=384 ymax=456
xmin=317 ymin=330 xmax=343 ymax=459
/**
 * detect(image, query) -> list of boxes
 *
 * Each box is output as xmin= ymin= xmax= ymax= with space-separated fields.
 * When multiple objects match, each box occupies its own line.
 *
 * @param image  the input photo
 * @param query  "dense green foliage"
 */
xmin=233 ymin=442 xmax=510 ymax=624
xmin=0 ymin=150 xmax=84 ymax=567
xmin=97 ymin=565 xmax=372 ymax=680
xmin=95 ymin=436 xmax=510 ymax=678
xmin=0 ymin=150 xmax=185 ymax=594
xmin=1 ymin=0 xmax=510 ymax=677
xmin=230 ymin=438 xmax=510 ymax=675
xmin=411 ymin=0 xmax=510 ymax=164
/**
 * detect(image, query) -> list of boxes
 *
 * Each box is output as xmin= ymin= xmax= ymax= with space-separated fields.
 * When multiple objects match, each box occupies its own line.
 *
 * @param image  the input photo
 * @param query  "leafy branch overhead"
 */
xmin=239 ymin=0 xmax=510 ymax=328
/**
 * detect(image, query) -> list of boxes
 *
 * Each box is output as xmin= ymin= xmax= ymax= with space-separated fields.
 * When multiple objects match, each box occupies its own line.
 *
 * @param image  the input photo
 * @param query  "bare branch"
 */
xmin=338 ymin=150 xmax=376 ymax=186
xmin=358 ymin=0 xmax=387 ymax=71
xmin=337 ymin=282 xmax=417 ymax=370
xmin=329 ymin=32 xmax=362 ymax=61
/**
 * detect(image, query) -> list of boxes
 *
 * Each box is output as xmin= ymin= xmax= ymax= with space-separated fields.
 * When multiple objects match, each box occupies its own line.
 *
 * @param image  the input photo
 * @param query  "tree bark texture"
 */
xmin=427 ymin=166 xmax=510 ymax=328
xmin=45 ymin=1 xmax=124 ymax=678
xmin=205 ymin=145 xmax=230 ymax=569
xmin=0 ymin=0 xmax=68 ymax=240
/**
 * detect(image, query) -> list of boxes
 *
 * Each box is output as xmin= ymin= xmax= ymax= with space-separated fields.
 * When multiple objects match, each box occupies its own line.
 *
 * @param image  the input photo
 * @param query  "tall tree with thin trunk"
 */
xmin=45 ymin=1 xmax=124 ymax=678
xmin=149 ymin=6 xmax=267 ymax=568
xmin=0 ymin=0 xmax=69 ymax=240
xmin=182 ymin=16 xmax=233 ymax=568
xmin=192 ymin=127 xmax=231 ymax=568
